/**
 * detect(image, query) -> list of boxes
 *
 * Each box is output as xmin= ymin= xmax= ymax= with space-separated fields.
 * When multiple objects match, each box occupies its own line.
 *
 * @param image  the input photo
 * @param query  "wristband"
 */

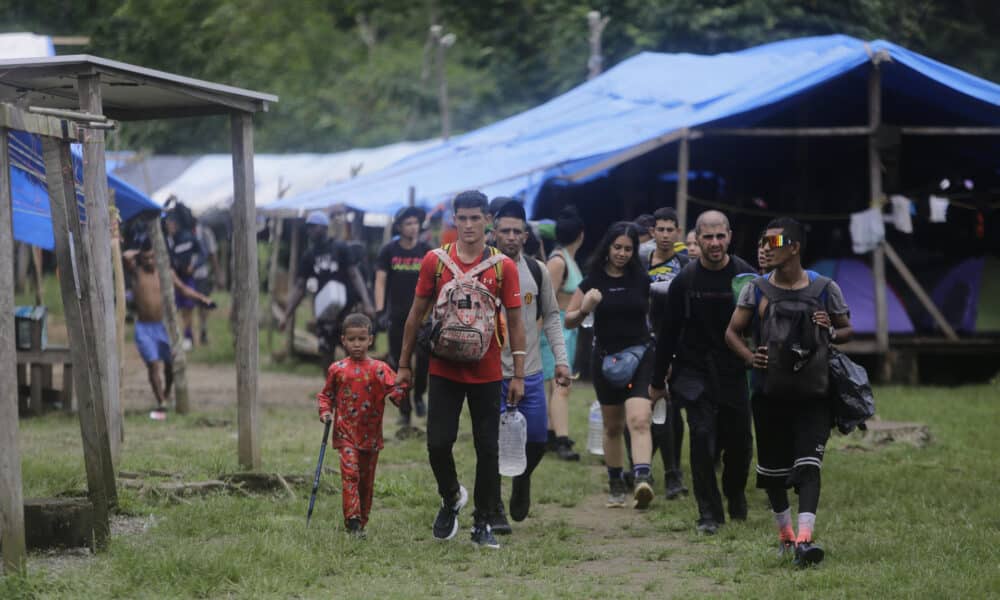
xmin=511 ymin=350 xmax=527 ymax=356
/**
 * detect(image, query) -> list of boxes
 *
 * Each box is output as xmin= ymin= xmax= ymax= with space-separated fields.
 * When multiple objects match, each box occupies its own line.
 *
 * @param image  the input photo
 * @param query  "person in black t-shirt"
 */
xmin=375 ymin=206 xmax=431 ymax=425
xmin=649 ymin=210 xmax=757 ymax=535
xmin=278 ymin=211 xmax=374 ymax=363
xmin=565 ymin=222 xmax=656 ymax=511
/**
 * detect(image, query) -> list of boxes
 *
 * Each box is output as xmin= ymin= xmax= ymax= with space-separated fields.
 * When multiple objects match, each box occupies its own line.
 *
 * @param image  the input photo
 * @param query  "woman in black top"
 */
xmin=565 ymin=222 xmax=656 ymax=510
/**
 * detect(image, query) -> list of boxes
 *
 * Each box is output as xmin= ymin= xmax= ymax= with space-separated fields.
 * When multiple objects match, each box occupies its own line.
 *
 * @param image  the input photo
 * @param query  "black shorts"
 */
xmin=592 ymin=343 xmax=653 ymax=406
xmin=752 ymin=392 xmax=832 ymax=490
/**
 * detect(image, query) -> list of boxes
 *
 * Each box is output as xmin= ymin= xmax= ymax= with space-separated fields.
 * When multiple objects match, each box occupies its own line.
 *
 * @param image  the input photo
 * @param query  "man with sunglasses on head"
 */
xmin=648 ymin=210 xmax=756 ymax=535
xmin=488 ymin=198 xmax=571 ymax=535
xmin=725 ymin=218 xmax=852 ymax=567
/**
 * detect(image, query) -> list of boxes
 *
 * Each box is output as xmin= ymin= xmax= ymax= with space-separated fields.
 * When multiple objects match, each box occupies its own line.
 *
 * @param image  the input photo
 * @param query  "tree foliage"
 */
xmin=3 ymin=0 xmax=999 ymax=153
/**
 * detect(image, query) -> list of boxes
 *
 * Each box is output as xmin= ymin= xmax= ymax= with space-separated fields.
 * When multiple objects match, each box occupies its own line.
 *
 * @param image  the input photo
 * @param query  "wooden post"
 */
xmin=676 ymin=133 xmax=690 ymax=232
xmin=868 ymin=64 xmax=889 ymax=355
xmin=147 ymin=217 xmax=190 ymax=414
xmin=110 ymin=203 xmax=126 ymax=431
xmin=42 ymin=136 xmax=112 ymax=549
xmin=230 ymin=112 xmax=260 ymax=470
xmin=31 ymin=246 xmax=44 ymax=306
xmin=408 ymin=185 xmax=415 ymax=207
xmin=586 ymin=10 xmax=610 ymax=80
xmin=77 ymin=74 xmax=122 ymax=466
xmin=285 ymin=219 xmax=300 ymax=359
xmin=0 ymin=128 xmax=27 ymax=574
xmin=266 ymin=217 xmax=284 ymax=353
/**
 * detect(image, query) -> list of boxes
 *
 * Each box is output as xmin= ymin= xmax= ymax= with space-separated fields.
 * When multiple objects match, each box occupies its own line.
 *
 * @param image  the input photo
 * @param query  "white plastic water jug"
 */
xmin=498 ymin=410 xmax=527 ymax=476
xmin=652 ymin=398 xmax=667 ymax=425
xmin=587 ymin=400 xmax=604 ymax=456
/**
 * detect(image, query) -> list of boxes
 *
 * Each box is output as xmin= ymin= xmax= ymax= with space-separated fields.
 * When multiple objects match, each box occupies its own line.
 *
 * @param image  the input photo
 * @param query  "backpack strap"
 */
xmin=525 ymin=257 xmax=544 ymax=320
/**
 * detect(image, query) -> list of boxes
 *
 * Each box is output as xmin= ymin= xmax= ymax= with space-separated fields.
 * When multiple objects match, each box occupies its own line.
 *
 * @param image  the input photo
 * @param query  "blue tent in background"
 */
xmin=10 ymin=130 xmax=160 ymax=250
xmin=263 ymin=34 xmax=1000 ymax=218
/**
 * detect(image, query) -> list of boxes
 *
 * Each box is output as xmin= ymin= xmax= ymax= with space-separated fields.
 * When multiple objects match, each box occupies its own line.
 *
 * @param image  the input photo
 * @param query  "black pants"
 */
xmin=427 ymin=375 xmax=501 ymax=523
xmin=388 ymin=318 xmax=429 ymax=415
xmin=672 ymin=366 xmax=752 ymax=523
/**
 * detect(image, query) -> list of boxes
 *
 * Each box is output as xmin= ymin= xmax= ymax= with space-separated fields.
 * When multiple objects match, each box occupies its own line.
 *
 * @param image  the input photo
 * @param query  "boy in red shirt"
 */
xmin=317 ymin=313 xmax=405 ymax=538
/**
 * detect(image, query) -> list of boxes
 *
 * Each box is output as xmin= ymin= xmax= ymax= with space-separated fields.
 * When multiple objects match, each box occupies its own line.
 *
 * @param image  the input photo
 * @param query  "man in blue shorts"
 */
xmin=490 ymin=199 xmax=571 ymax=534
xmin=125 ymin=241 xmax=213 ymax=418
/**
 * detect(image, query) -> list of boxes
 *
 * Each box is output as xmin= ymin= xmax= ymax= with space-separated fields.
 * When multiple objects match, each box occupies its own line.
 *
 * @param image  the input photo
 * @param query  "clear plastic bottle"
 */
xmin=587 ymin=400 xmax=604 ymax=456
xmin=652 ymin=398 xmax=667 ymax=425
xmin=498 ymin=409 xmax=527 ymax=476
xmin=582 ymin=312 xmax=595 ymax=329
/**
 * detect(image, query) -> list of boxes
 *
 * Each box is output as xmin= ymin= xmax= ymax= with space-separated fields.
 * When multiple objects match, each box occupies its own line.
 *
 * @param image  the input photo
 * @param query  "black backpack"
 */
xmin=754 ymin=275 xmax=832 ymax=398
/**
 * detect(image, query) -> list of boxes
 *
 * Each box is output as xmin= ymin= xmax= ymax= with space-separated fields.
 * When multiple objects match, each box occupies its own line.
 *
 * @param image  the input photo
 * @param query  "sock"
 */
xmin=774 ymin=508 xmax=794 ymax=542
xmin=607 ymin=466 xmax=623 ymax=482
xmin=633 ymin=463 xmax=651 ymax=480
xmin=797 ymin=512 xmax=816 ymax=543
xmin=184 ymin=327 xmax=193 ymax=341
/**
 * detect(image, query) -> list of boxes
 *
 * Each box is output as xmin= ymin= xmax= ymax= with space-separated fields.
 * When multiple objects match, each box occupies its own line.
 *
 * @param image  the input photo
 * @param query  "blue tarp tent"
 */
xmin=10 ymin=130 xmax=160 ymax=249
xmin=264 ymin=34 xmax=1000 ymax=218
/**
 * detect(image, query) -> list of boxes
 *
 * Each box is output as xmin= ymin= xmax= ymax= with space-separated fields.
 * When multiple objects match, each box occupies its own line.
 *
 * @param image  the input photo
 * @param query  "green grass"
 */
xmin=4 ymin=380 xmax=1000 ymax=598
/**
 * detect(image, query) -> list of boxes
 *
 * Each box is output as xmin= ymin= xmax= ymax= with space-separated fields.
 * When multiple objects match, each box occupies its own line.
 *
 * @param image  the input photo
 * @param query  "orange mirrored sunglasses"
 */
xmin=758 ymin=234 xmax=794 ymax=249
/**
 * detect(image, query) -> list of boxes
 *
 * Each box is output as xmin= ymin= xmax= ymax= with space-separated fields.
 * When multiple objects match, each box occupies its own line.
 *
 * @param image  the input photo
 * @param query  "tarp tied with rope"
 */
xmin=9 ymin=130 xmax=160 ymax=249
xmin=264 ymin=35 xmax=1000 ymax=218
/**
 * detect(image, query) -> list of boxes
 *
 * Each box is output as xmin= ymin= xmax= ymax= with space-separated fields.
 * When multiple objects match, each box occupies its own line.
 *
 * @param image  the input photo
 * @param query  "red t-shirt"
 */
xmin=415 ymin=244 xmax=521 ymax=383
xmin=316 ymin=357 xmax=402 ymax=450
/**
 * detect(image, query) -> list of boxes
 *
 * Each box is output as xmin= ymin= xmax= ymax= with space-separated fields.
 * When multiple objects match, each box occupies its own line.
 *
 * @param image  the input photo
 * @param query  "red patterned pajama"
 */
xmin=339 ymin=445 xmax=380 ymax=527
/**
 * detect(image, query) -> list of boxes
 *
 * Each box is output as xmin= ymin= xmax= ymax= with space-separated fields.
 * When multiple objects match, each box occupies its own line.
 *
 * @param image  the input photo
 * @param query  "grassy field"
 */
xmin=3 ymin=377 xmax=999 ymax=599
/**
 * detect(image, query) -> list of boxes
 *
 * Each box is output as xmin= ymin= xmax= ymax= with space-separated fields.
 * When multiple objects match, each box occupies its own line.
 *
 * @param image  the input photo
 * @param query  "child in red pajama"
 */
xmin=316 ymin=313 xmax=405 ymax=537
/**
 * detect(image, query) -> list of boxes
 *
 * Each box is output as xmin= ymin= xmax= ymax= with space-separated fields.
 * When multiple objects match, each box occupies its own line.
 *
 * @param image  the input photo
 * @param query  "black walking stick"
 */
xmin=306 ymin=419 xmax=333 ymax=527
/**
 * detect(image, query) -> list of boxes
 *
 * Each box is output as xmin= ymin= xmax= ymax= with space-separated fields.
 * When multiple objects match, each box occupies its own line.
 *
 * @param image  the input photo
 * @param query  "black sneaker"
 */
xmin=606 ymin=478 xmax=628 ymax=508
xmin=470 ymin=523 xmax=500 ymax=549
xmin=509 ymin=475 xmax=531 ymax=522
xmin=490 ymin=503 xmax=513 ymax=536
xmin=554 ymin=438 xmax=580 ymax=461
xmin=696 ymin=517 xmax=720 ymax=535
xmin=633 ymin=474 xmax=654 ymax=510
xmin=346 ymin=518 xmax=366 ymax=539
xmin=432 ymin=485 xmax=468 ymax=540
xmin=396 ymin=412 xmax=411 ymax=426
xmin=728 ymin=493 xmax=748 ymax=522
xmin=778 ymin=539 xmax=796 ymax=558
xmin=414 ymin=397 xmax=426 ymax=418
xmin=793 ymin=541 xmax=825 ymax=567
xmin=665 ymin=471 xmax=688 ymax=500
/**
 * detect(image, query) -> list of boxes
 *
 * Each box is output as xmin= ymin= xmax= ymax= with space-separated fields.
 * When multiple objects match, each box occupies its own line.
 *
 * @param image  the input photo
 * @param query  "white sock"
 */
xmin=798 ymin=512 xmax=817 ymax=541
xmin=773 ymin=508 xmax=792 ymax=529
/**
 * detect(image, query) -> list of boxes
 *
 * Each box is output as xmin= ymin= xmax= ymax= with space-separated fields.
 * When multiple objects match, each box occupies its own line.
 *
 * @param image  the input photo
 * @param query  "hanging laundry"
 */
xmin=929 ymin=195 xmax=949 ymax=223
xmin=888 ymin=195 xmax=914 ymax=233
xmin=850 ymin=207 xmax=885 ymax=254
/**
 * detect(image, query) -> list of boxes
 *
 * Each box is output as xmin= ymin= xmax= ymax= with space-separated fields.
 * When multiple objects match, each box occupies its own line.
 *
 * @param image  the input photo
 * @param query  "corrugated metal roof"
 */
xmin=0 ymin=54 xmax=277 ymax=120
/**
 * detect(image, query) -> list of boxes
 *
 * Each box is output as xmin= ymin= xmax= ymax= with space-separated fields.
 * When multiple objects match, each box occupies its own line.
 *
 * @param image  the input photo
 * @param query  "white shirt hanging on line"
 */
xmin=888 ymin=195 xmax=914 ymax=233
xmin=929 ymin=195 xmax=950 ymax=223
xmin=850 ymin=207 xmax=885 ymax=254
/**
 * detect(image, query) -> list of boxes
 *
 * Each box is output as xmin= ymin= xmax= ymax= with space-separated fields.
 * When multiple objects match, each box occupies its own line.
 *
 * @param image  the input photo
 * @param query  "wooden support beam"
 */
xmin=147 ymin=217 xmax=190 ymax=413
xmin=883 ymin=242 xmax=959 ymax=341
xmin=285 ymin=219 xmax=301 ymax=360
xmin=0 ymin=128 xmax=27 ymax=574
xmin=0 ymin=103 xmax=78 ymax=140
xmin=77 ymin=73 xmax=122 ymax=466
xmin=42 ymin=136 xmax=112 ymax=549
xmin=676 ymin=134 xmax=690 ymax=232
xmin=900 ymin=126 xmax=1000 ymax=136
xmin=266 ymin=217 xmax=284 ymax=354
xmin=568 ymin=128 xmax=696 ymax=182
xmin=868 ymin=64 xmax=889 ymax=356
xmin=696 ymin=126 xmax=872 ymax=137
xmin=231 ymin=111 xmax=260 ymax=470
xmin=111 ymin=204 xmax=126 ymax=431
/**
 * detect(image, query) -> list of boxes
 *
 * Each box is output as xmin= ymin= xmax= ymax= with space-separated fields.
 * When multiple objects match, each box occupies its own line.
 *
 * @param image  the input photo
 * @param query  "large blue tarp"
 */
xmin=10 ymin=130 xmax=160 ymax=249
xmin=265 ymin=35 xmax=1000 ymax=218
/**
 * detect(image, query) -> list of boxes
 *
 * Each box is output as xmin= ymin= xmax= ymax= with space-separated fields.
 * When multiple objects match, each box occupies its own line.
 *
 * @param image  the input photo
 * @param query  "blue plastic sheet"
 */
xmin=265 ymin=35 xmax=1000 ymax=218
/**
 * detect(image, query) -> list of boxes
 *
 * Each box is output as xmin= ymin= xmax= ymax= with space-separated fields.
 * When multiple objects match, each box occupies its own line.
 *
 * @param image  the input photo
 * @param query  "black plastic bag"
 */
xmin=829 ymin=348 xmax=875 ymax=434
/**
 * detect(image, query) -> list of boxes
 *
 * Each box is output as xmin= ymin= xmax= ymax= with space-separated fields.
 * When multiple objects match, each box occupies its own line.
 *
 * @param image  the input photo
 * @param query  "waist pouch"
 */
xmin=601 ymin=344 xmax=648 ymax=389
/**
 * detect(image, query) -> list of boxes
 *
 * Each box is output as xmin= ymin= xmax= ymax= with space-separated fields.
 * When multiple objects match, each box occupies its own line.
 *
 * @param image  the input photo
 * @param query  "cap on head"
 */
xmin=491 ymin=197 xmax=526 ymax=222
xmin=305 ymin=211 xmax=330 ymax=227
xmin=393 ymin=206 xmax=426 ymax=230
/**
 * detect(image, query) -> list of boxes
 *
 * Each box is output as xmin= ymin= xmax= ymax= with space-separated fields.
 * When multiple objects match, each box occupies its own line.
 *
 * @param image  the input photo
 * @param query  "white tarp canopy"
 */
xmin=0 ymin=33 xmax=53 ymax=59
xmin=150 ymin=139 xmax=440 ymax=215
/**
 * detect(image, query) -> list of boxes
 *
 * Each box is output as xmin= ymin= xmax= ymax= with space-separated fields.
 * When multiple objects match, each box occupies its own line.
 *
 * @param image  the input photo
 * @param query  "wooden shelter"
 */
xmin=0 ymin=55 xmax=276 ymax=573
